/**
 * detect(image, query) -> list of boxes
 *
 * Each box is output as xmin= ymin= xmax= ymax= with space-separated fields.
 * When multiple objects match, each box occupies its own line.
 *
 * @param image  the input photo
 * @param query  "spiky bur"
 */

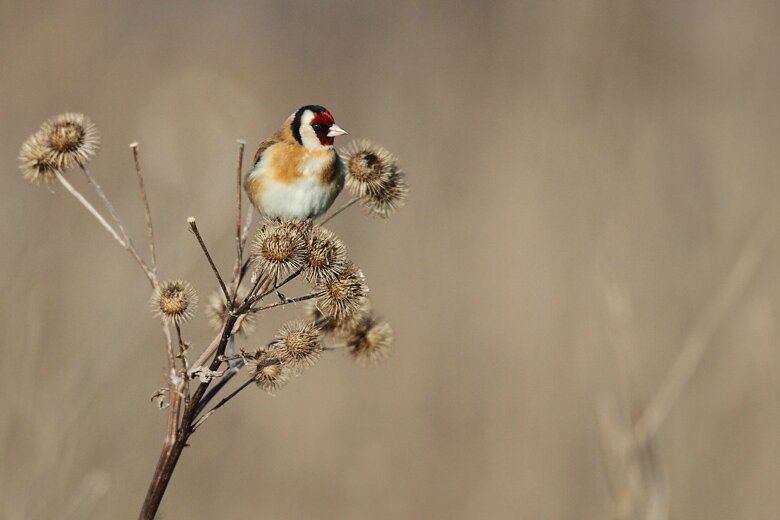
xmin=342 ymin=313 xmax=394 ymax=367
xmin=251 ymin=219 xmax=308 ymax=278
xmin=272 ymin=320 xmax=322 ymax=374
xmin=314 ymin=262 xmax=369 ymax=324
xmin=252 ymin=359 xmax=290 ymax=394
xmin=342 ymin=140 xmax=409 ymax=218
xmin=150 ymin=279 xmax=198 ymax=325
xmin=359 ymin=167 xmax=409 ymax=218
xmin=39 ymin=112 xmax=99 ymax=169
xmin=18 ymin=132 xmax=61 ymax=185
xmin=204 ymin=287 xmax=255 ymax=334
xmin=307 ymin=298 xmax=372 ymax=335
xmin=303 ymin=225 xmax=348 ymax=284
xmin=343 ymin=139 xmax=396 ymax=197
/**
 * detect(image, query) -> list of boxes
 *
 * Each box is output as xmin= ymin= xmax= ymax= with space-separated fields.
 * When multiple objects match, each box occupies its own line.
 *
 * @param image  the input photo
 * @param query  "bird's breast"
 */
xmin=245 ymin=144 xmax=344 ymax=219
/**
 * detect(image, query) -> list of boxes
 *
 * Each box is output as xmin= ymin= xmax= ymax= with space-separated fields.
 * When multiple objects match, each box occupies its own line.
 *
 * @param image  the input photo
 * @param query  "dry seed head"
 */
xmin=204 ymin=287 xmax=255 ymax=334
xmin=306 ymin=301 xmax=336 ymax=333
xmin=150 ymin=279 xmax=198 ymax=325
xmin=39 ymin=113 xmax=99 ymax=169
xmin=315 ymin=262 xmax=369 ymax=323
xmin=18 ymin=132 xmax=61 ymax=185
xmin=273 ymin=320 xmax=322 ymax=373
xmin=251 ymin=219 xmax=308 ymax=277
xmin=252 ymin=359 xmax=290 ymax=393
xmin=342 ymin=139 xmax=398 ymax=197
xmin=344 ymin=314 xmax=394 ymax=368
xmin=307 ymin=298 xmax=373 ymax=335
xmin=358 ymin=165 xmax=408 ymax=218
xmin=304 ymin=225 xmax=348 ymax=284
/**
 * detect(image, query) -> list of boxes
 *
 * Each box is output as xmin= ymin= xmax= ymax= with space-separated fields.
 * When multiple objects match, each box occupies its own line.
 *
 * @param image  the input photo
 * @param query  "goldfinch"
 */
xmin=244 ymin=105 xmax=348 ymax=220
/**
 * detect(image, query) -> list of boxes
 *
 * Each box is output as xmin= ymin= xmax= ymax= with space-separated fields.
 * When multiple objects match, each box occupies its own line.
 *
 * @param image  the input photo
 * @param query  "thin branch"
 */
xmin=323 ymin=345 xmax=347 ymax=351
xmin=174 ymin=325 xmax=192 ymax=412
xmin=241 ymin=205 xmax=255 ymax=250
xmin=632 ymin=208 xmax=779 ymax=445
xmin=191 ymin=377 xmax=255 ymax=431
xmin=232 ymin=141 xmax=246 ymax=294
xmin=239 ymin=256 xmax=253 ymax=284
xmin=236 ymin=208 xmax=255 ymax=287
xmin=320 ymin=196 xmax=359 ymax=225
xmin=79 ymin=166 xmax=136 ymax=246
xmin=246 ymin=267 xmax=303 ymax=307
xmin=245 ymin=272 xmax=267 ymax=304
xmin=188 ymin=275 xmax=272 ymax=374
xmin=130 ymin=143 xmax=158 ymax=277
xmin=190 ymin=327 xmax=228 ymax=376
xmin=251 ymin=292 xmax=317 ymax=313
xmin=160 ymin=324 xmax=181 ymax=445
xmin=80 ymin=166 xmax=155 ymax=286
xmin=54 ymin=171 xmax=126 ymax=247
xmin=187 ymin=217 xmax=230 ymax=302
xmin=313 ymin=315 xmax=333 ymax=329
xmin=191 ymin=357 xmax=245 ymax=418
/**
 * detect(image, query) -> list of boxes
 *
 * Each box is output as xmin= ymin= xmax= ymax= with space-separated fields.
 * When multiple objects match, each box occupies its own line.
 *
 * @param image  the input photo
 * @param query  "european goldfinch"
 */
xmin=244 ymin=105 xmax=348 ymax=220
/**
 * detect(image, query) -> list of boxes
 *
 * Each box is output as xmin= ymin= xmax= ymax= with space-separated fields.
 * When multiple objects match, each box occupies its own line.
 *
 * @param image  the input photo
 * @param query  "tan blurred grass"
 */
xmin=1 ymin=1 xmax=779 ymax=518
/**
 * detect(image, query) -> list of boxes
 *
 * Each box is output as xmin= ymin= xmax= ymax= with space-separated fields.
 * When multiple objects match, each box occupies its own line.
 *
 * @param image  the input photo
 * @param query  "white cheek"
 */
xmin=298 ymin=109 xmax=329 ymax=149
xmin=299 ymin=126 xmax=323 ymax=149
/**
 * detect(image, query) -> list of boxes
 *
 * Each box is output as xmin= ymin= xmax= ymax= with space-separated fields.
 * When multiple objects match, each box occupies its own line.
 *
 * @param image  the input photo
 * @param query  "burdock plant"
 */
xmin=18 ymin=114 xmax=408 ymax=519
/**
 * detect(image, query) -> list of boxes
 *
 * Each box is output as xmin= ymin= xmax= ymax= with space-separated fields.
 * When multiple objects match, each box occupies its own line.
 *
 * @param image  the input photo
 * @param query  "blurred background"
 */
xmin=1 ymin=1 xmax=779 ymax=518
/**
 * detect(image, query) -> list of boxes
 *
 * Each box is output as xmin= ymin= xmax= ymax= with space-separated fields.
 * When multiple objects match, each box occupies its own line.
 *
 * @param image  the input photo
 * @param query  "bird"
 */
xmin=244 ymin=105 xmax=348 ymax=220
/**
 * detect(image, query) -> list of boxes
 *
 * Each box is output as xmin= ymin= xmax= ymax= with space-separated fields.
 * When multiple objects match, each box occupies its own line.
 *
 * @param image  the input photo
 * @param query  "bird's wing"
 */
xmin=252 ymin=137 xmax=278 ymax=166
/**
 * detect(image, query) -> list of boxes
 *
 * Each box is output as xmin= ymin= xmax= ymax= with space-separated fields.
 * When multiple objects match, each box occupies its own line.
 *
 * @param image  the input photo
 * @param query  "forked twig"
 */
xmin=246 ymin=267 xmax=303 ymax=307
xmin=251 ymin=293 xmax=317 ymax=313
xmin=130 ymin=143 xmax=158 ymax=277
xmin=191 ymin=377 xmax=255 ymax=431
xmin=187 ymin=217 xmax=230 ymax=302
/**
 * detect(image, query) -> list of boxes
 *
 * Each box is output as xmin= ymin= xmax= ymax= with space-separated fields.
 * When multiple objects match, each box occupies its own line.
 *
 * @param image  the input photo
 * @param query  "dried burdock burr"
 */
xmin=150 ymin=279 xmax=198 ymax=325
xmin=18 ymin=132 xmax=60 ymax=185
xmin=39 ymin=112 xmax=100 ymax=169
xmin=251 ymin=218 xmax=308 ymax=278
xmin=342 ymin=313 xmax=394 ymax=368
xmin=314 ymin=262 xmax=369 ymax=324
xmin=272 ymin=319 xmax=322 ymax=374
xmin=303 ymin=225 xmax=348 ymax=284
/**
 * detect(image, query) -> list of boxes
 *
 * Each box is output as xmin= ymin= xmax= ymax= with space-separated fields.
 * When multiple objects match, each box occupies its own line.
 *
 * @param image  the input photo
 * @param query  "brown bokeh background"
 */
xmin=2 ymin=1 xmax=779 ymax=518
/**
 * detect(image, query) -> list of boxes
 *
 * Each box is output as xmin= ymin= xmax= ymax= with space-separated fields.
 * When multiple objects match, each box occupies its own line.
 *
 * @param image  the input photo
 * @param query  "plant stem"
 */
xmin=139 ymin=311 xmax=238 ymax=519
xmin=251 ymin=293 xmax=317 ymax=313
xmin=188 ymin=218 xmax=230 ymax=302
xmin=139 ymin=430 xmax=189 ymax=519
xmin=320 ymin=197 xmax=358 ymax=225
xmin=80 ymin=166 xmax=155 ymax=286
xmin=54 ymin=171 xmax=126 ymax=248
xmin=130 ymin=143 xmax=158 ymax=277
xmin=191 ymin=376 xmax=254 ymax=431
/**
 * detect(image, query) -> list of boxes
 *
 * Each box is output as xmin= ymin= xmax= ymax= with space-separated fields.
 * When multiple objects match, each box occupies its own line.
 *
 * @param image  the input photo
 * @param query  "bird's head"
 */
xmin=291 ymin=105 xmax=348 ymax=150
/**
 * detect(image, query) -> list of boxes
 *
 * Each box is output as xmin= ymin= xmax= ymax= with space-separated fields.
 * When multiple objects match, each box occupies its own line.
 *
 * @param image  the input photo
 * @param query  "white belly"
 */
xmin=250 ymin=153 xmax=344 ymax=219
xmin=260 ymin=174 xmax=339 ymax=219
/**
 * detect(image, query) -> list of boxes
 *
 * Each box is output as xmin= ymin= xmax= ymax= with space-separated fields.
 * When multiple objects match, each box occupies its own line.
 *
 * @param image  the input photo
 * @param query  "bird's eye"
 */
xmin=312 ymin=123 xmax=325 ymax=131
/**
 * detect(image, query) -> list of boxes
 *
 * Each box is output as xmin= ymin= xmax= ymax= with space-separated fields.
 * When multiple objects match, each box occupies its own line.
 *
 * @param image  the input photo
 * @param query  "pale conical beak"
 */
xmin=327 ymin=124 xmax=348 ymax=137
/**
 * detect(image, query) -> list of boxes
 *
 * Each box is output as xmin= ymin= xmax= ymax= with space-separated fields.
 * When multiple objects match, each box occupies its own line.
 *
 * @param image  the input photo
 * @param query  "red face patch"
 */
xmin=311 ymin=111 xmax=336 ymax=146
